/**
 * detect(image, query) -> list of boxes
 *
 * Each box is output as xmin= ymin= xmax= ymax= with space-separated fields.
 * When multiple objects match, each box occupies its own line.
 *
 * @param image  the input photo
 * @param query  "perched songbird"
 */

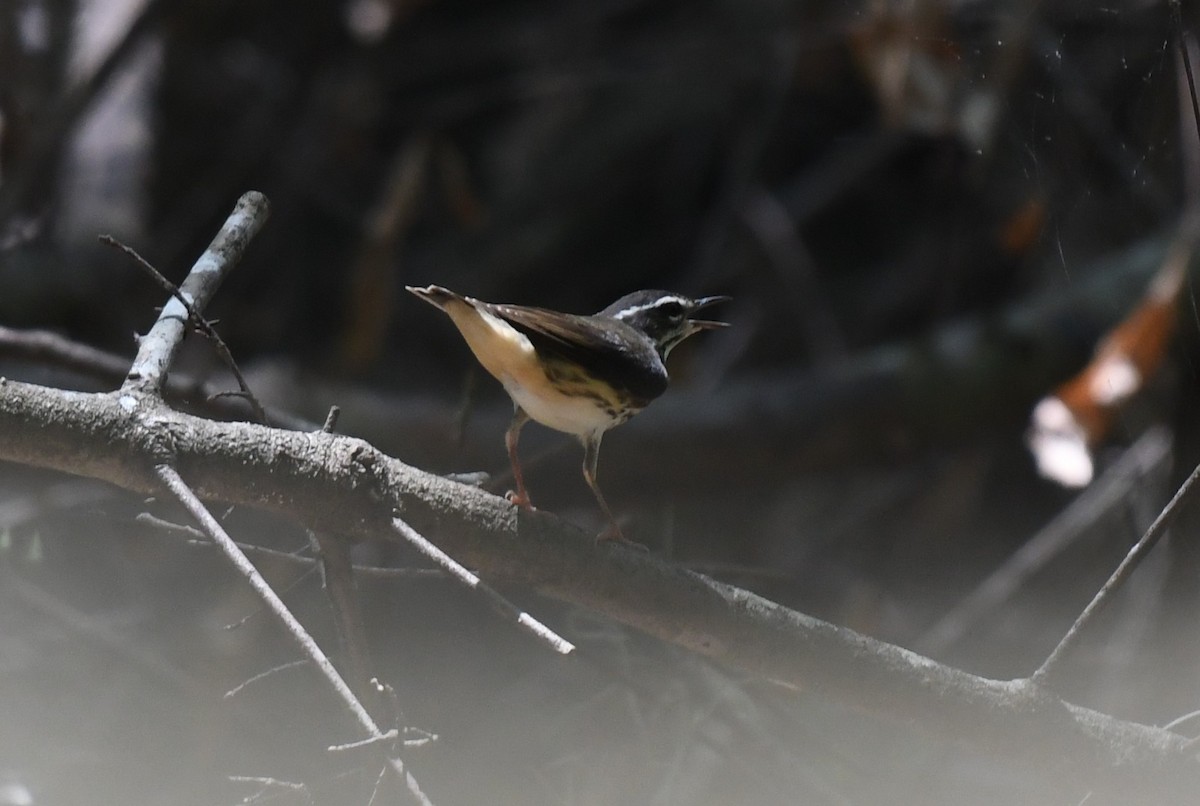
xmin=406 ymin=285 xmax=729 ymax=545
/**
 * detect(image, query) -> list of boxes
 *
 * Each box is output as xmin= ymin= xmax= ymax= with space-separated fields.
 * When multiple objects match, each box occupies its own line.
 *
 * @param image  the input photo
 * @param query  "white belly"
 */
xmin=443 ymin=301 xmax=620 ymax=437
xmin=504 ymin=377 xmax=617 ymax=436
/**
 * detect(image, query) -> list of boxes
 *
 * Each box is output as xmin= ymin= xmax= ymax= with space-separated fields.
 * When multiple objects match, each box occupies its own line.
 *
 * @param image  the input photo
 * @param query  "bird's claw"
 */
xmin=596 ymin=524 xmax=648 ymax=551
xmin=506 ymin=490 xmax=536 ymax=511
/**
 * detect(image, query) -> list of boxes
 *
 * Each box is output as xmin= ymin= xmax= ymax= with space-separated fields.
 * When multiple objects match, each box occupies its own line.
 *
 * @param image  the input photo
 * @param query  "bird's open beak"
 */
xmin=688 ymin=295 xmax=731 ymax=330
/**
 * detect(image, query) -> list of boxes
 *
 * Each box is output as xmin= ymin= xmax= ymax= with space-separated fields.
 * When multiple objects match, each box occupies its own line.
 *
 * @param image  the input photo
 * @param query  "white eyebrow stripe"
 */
xmin=609 ymin=295 xmax=689 ymax=321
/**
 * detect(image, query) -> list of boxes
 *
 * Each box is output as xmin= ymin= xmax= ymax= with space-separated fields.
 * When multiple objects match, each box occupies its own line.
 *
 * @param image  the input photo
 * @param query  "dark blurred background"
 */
xmin=1 ymin=0 xmax=1198 ymax=803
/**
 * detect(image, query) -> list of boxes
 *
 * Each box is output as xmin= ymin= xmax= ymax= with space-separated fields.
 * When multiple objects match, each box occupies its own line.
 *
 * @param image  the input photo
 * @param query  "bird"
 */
xmin=406 ymin=285 xmax=729 ymax=546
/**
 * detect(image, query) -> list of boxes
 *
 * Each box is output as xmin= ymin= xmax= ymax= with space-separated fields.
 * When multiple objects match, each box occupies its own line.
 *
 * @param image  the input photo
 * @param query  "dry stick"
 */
xmin=227 ymin=775 xmax=310 ymax=803
xmin=329 ymin=731 xmax=401 ymax=753
xmin=1033 ymin=457 xmax=1200 ymax=688
xmin=0 ymin=324 xmax=315 ymax=430
xmin=135 ymin=511 xmax=441 ymax=580
xmin=156 ymin=464 xmax=371 ymax=723
xmin=124 ymin=191 xmax=270 ymax=396
xmin=917 ymin=427 xmax=1173 ymax=655
xmin=311 ymin=402 xmax=377 ymax=698
xmin=312 ymin=527 xmax=376 ymax=699
xmin=323 ymin=405 xmax=342 ymax=433
xmin=0 ymin=324 xmax=132 ymax=379
xmin=1173 ymin=0 xmax=1200 ymax=150
xmin=1164 ymin=708 xmax=1200 ymax=733
xmin=101 ymin=233 xmax=270 ymax=425
xmin=0 ymin=379 xmax=1195 ymax=788
xmin=120 ymin=191 xmax=431 ymax=802
xmin=1030 ymin=13 xmax=1200 ymax=690
xmin=390 ymin=517 xmax=575 ymax=655
xmin=368 ymin=766 xmax=390 ymax=806
xmin=157 ymin=465 xmax=433 ymax=806
xmin=224 ymin=659 xmax=310 ymax=700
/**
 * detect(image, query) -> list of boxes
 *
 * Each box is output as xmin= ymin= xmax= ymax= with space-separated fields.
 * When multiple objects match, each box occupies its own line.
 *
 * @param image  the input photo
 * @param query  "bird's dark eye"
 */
xmin=658 ymin=300 xmax=685 ymax=319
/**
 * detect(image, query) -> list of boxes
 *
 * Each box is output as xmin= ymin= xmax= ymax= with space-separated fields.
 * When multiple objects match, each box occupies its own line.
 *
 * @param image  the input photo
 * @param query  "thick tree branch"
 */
xmin=0 ymin=375 xmax=1196 ymax=797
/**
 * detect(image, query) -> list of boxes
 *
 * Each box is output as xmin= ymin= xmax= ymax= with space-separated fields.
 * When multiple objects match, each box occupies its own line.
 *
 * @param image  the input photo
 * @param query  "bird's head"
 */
xmin=601 ymin=290 xmax=731 ymax=359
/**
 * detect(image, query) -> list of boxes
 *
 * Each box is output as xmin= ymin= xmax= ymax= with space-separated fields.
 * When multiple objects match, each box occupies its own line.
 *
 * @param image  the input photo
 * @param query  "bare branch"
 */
xmin=323 ymin=405 xmax=341 ymax=433
xmin=135 ymin=511 xmax=440 ymax=579
xmin=0 ymin=324 xmax=132 ymax=379
xmin=100 ymin=233 xmax=270 ymax=424
xmin=124 ymin=191 xmax=270 ymax=396
xmin=0 ymin=324 xmax=314 ymax=429
xmin=391 ymin=516 xmax=574 ymax=655
xmin=329 ymin=730 xmax=400 ymax=753
xmin=154 ymin=464 xmax=434 ymax=806
xmin=224 ymin=659 xmax=310 ymax=700
xmin=311 ymin=527 xmax=376 ymax=698
xmin=155 ymin=464 xmax=379 ymax=731
xmin=917 ymin=427 xmax=1173 ymax=655
xmin=1033 ymin=452 xmax=1200 ymax=689
xmin=0 ymin=376 xmax=1195 ymax=794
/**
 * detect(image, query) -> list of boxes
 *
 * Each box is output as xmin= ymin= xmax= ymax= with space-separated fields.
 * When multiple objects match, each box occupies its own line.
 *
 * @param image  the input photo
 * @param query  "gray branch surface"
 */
xmin=0 ymin=375 xmax=1196 ymax=797
xmin=124 ymin=191 xmax=270 ymax=395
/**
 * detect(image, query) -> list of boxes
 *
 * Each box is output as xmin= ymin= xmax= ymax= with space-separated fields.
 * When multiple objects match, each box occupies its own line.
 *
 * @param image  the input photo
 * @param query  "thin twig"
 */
xmin=367 ymin=765 xmax=389 ymax=806
xmin=0 ymin=324 xmax=314 ymax=428
xmin=101 ymin=233 xmax=270 ymax=425
xmin=228 ymin=776 xmax=313 ymax=806
xmin=323 ymin=405 xmax=341 ymax=433
xmin=1032 ymin=457 xmax=1200 ymax=689
xmin=390 ymin=517 xmax=574 ymax=655
xmin=917 ymin=428 xmax=1172 ymax=655
xmin=134 ymin=511 xmax=442 ymax=580
xmin=156 ymin=464 xmax=434 ymax=806
xmin=223 ymin=565 xmax=320 ymax=632
xmin=228 ymin=776 xmax=310 ymax=794
xmin=312 ymin=528 xmax=376 ymax=699
xmin=329 ymin=730 xmax=400 ymax=753
xmin=398 ymin=727 xmax=438 ymax=748
xmin=123 ymin=191 xmax=270 ymax=398
xmin=156 ymin=464 xmax=374 ymax=723
xmin=1163 ymin=708 xmax=1200 ymax=733
xmin=0 ymin=324 xmax=132 ymax=379
xmin=1172 ymin=0 xmax=1200 ymax=150
xmin=225 ymin=659 xmax=310 ymax=699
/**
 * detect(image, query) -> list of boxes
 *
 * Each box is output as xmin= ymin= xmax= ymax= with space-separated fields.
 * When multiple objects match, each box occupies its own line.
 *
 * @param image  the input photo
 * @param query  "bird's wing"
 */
xmin=480 ymin=302 xmax=668 ymax=404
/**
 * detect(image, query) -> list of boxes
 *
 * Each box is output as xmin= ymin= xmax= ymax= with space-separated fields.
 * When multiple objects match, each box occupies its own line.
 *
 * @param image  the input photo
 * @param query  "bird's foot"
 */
xmin=506 ymin=490 xmax=536 ymax=511
xmin=596 ymin=524 xmax=648 ymax=551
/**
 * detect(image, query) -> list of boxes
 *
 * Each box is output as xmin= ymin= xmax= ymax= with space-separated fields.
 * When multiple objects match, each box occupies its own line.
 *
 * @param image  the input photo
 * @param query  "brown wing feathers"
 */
xmin=481 ymin=302 xmax=669 ymax=405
